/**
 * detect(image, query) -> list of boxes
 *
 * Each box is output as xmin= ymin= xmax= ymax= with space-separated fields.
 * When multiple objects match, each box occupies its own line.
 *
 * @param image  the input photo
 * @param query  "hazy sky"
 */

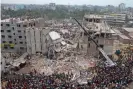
xmin=1 ymin=0 xmax=133 ymax=7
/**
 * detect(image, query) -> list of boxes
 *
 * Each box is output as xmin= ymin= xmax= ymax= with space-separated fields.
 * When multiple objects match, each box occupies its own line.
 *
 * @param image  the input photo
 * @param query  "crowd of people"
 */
xmin=2 ymin=58 xmax=133 ymax=89
xmin=90 ymin=61 xmax=133 ymax=89
xmin=2 ymin=72 xmax=74 ymax=89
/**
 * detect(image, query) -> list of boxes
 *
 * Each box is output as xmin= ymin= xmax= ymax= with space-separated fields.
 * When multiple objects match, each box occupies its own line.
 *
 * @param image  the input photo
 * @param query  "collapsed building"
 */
xmin=1 ymin=19 xmax=85 ymax=73
xmin=1 ymin=17 xmax=79 ymax=53
xmin=1 ymin=16 xmax=133 ymax=85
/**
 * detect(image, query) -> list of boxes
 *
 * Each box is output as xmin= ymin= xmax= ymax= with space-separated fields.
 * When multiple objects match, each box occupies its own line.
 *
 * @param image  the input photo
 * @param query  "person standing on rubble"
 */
xmin=34 ymin=69 xmax=37 ymax=74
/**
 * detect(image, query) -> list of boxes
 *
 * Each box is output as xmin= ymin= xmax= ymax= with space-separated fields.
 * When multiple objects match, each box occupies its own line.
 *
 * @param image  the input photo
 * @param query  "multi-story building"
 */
xmin=2 ymin=4 xmax=17 ymax=11
xmin=127 ymin=13 xmax=133 ymax=21
xmin=120 ymin=27 xmax=133 ymax=44
xmin=26 ymin=27 xmax=51 ymax=54
xmin=83 ymin=14 xmax=115 ymax=55
xmin=49 ymin=3 xmax=56 ymax=10
xmin=118 ymin=3 xmax=126 ymax=12
xmin=1 ymin=18 xmax=45 ymax=53
xmin=105 ymin=5 xmax=115 ymax=12
xmin=1 ymin=4 xmax=25 ymax=11
xmin=104 ymin=14 xmax=126 ymax=27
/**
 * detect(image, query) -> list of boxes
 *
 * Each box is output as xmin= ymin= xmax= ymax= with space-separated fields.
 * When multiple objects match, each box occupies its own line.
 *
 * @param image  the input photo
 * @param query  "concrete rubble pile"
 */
xmin=37 ymin=52 xmax=96 ymax=84
xmin=46 ymin=25 xmax=84 ymax=60
xmin=2 ymin=53 xmax=21 ymax=60
xmin=1 ymin=53 xmax=28 ymax=73
xmin=2 ymin=20 xmax=96 ymax=85
xmin=23 ymin=32 xmax=96 ymax=82
xmin=40 ymin=23 xmax=97 ymax=83
xmin=1 ymin=53 xmax=22 ymax=67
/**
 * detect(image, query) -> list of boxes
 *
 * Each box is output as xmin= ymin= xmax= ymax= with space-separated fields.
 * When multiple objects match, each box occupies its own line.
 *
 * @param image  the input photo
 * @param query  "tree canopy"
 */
xmin=1 ymin=6 xmax=103 ymax=20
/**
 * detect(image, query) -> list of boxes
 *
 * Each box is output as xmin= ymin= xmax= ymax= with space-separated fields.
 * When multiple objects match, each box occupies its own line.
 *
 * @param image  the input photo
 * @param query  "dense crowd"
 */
xmin=90 ymin=61 xmax=133 ymax=89
xmin=2 ymin=72 xmax=74 ymax=89
xmin=2 ymin=59 xmax=133 ymax=89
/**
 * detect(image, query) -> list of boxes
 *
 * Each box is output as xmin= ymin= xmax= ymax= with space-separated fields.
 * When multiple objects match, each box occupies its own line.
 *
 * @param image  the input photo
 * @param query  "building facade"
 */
xmin=1 ymin=18 xmax=45 ymax=53
xmin=83 ymin=14 xmax=115 ymax=55
xmin=104 ymin=14 xmax=126 ymax=27
xmin=26 ymin=27 xmax=51 ymax=54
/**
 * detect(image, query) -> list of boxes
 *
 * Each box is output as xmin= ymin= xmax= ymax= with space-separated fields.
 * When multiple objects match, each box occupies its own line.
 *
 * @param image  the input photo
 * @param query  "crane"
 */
xmin=73 ymin=18 xmax=115 ymax=67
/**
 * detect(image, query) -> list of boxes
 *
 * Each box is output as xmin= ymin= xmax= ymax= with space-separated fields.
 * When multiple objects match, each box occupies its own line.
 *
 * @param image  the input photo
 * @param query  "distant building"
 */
xmin=105 ymin=14 xmax=126 ymax=27
xmin=118 ymin=27 xmax=133 ymax=44
xmin=49 ymin=3 xmax=56 ymax=10
xmin=3 ymin=5 xmax=17 ymax=11
xmin=127 ymin=13 xmax=133 ymax=21
xmin=2 ymin=4 xmax=25 ymax=11
xmin=127 ymin=7 xmax=133 ymax=14
xmin=106 ymin=5 xmax=115 ymax=12
xmin=15 ymin=5 xmax=25 ymax=10
xmin=118 ymin=3 xmax=126 ymax=12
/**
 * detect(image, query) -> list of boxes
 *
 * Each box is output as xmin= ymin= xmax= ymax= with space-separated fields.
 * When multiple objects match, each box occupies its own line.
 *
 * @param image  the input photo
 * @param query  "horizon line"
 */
xmin=1 ymin=3 xmax=133 ymax=8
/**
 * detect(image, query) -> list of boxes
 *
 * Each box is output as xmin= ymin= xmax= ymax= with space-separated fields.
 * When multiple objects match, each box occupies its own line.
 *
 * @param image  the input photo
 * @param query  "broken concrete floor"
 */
xmin=16 ymin=54 xmax=96 ymax=82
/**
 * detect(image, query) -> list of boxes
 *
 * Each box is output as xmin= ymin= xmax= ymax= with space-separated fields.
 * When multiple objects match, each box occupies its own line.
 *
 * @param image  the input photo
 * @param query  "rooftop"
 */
xmin=107 ymin=14 xmax=126 ymax=16
xmin=84 ymin=14 xmax=102 ymax=19
xmin=129 ymin=33 xmax=133 ymax=39
xmin=86 ymin=23 xmax=115 ymax=34
xmin=1 ymin=18 xmax=11 ymax=22
xmin=123 ymin=28 xmax=133 ymax=33
xmin=1 ymin=18 xmax=42 ymax=23
xmin=119 ymin=34 xmax=130 ymax=39
xmin=113 ymin=29 xmax=122 ymax=34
